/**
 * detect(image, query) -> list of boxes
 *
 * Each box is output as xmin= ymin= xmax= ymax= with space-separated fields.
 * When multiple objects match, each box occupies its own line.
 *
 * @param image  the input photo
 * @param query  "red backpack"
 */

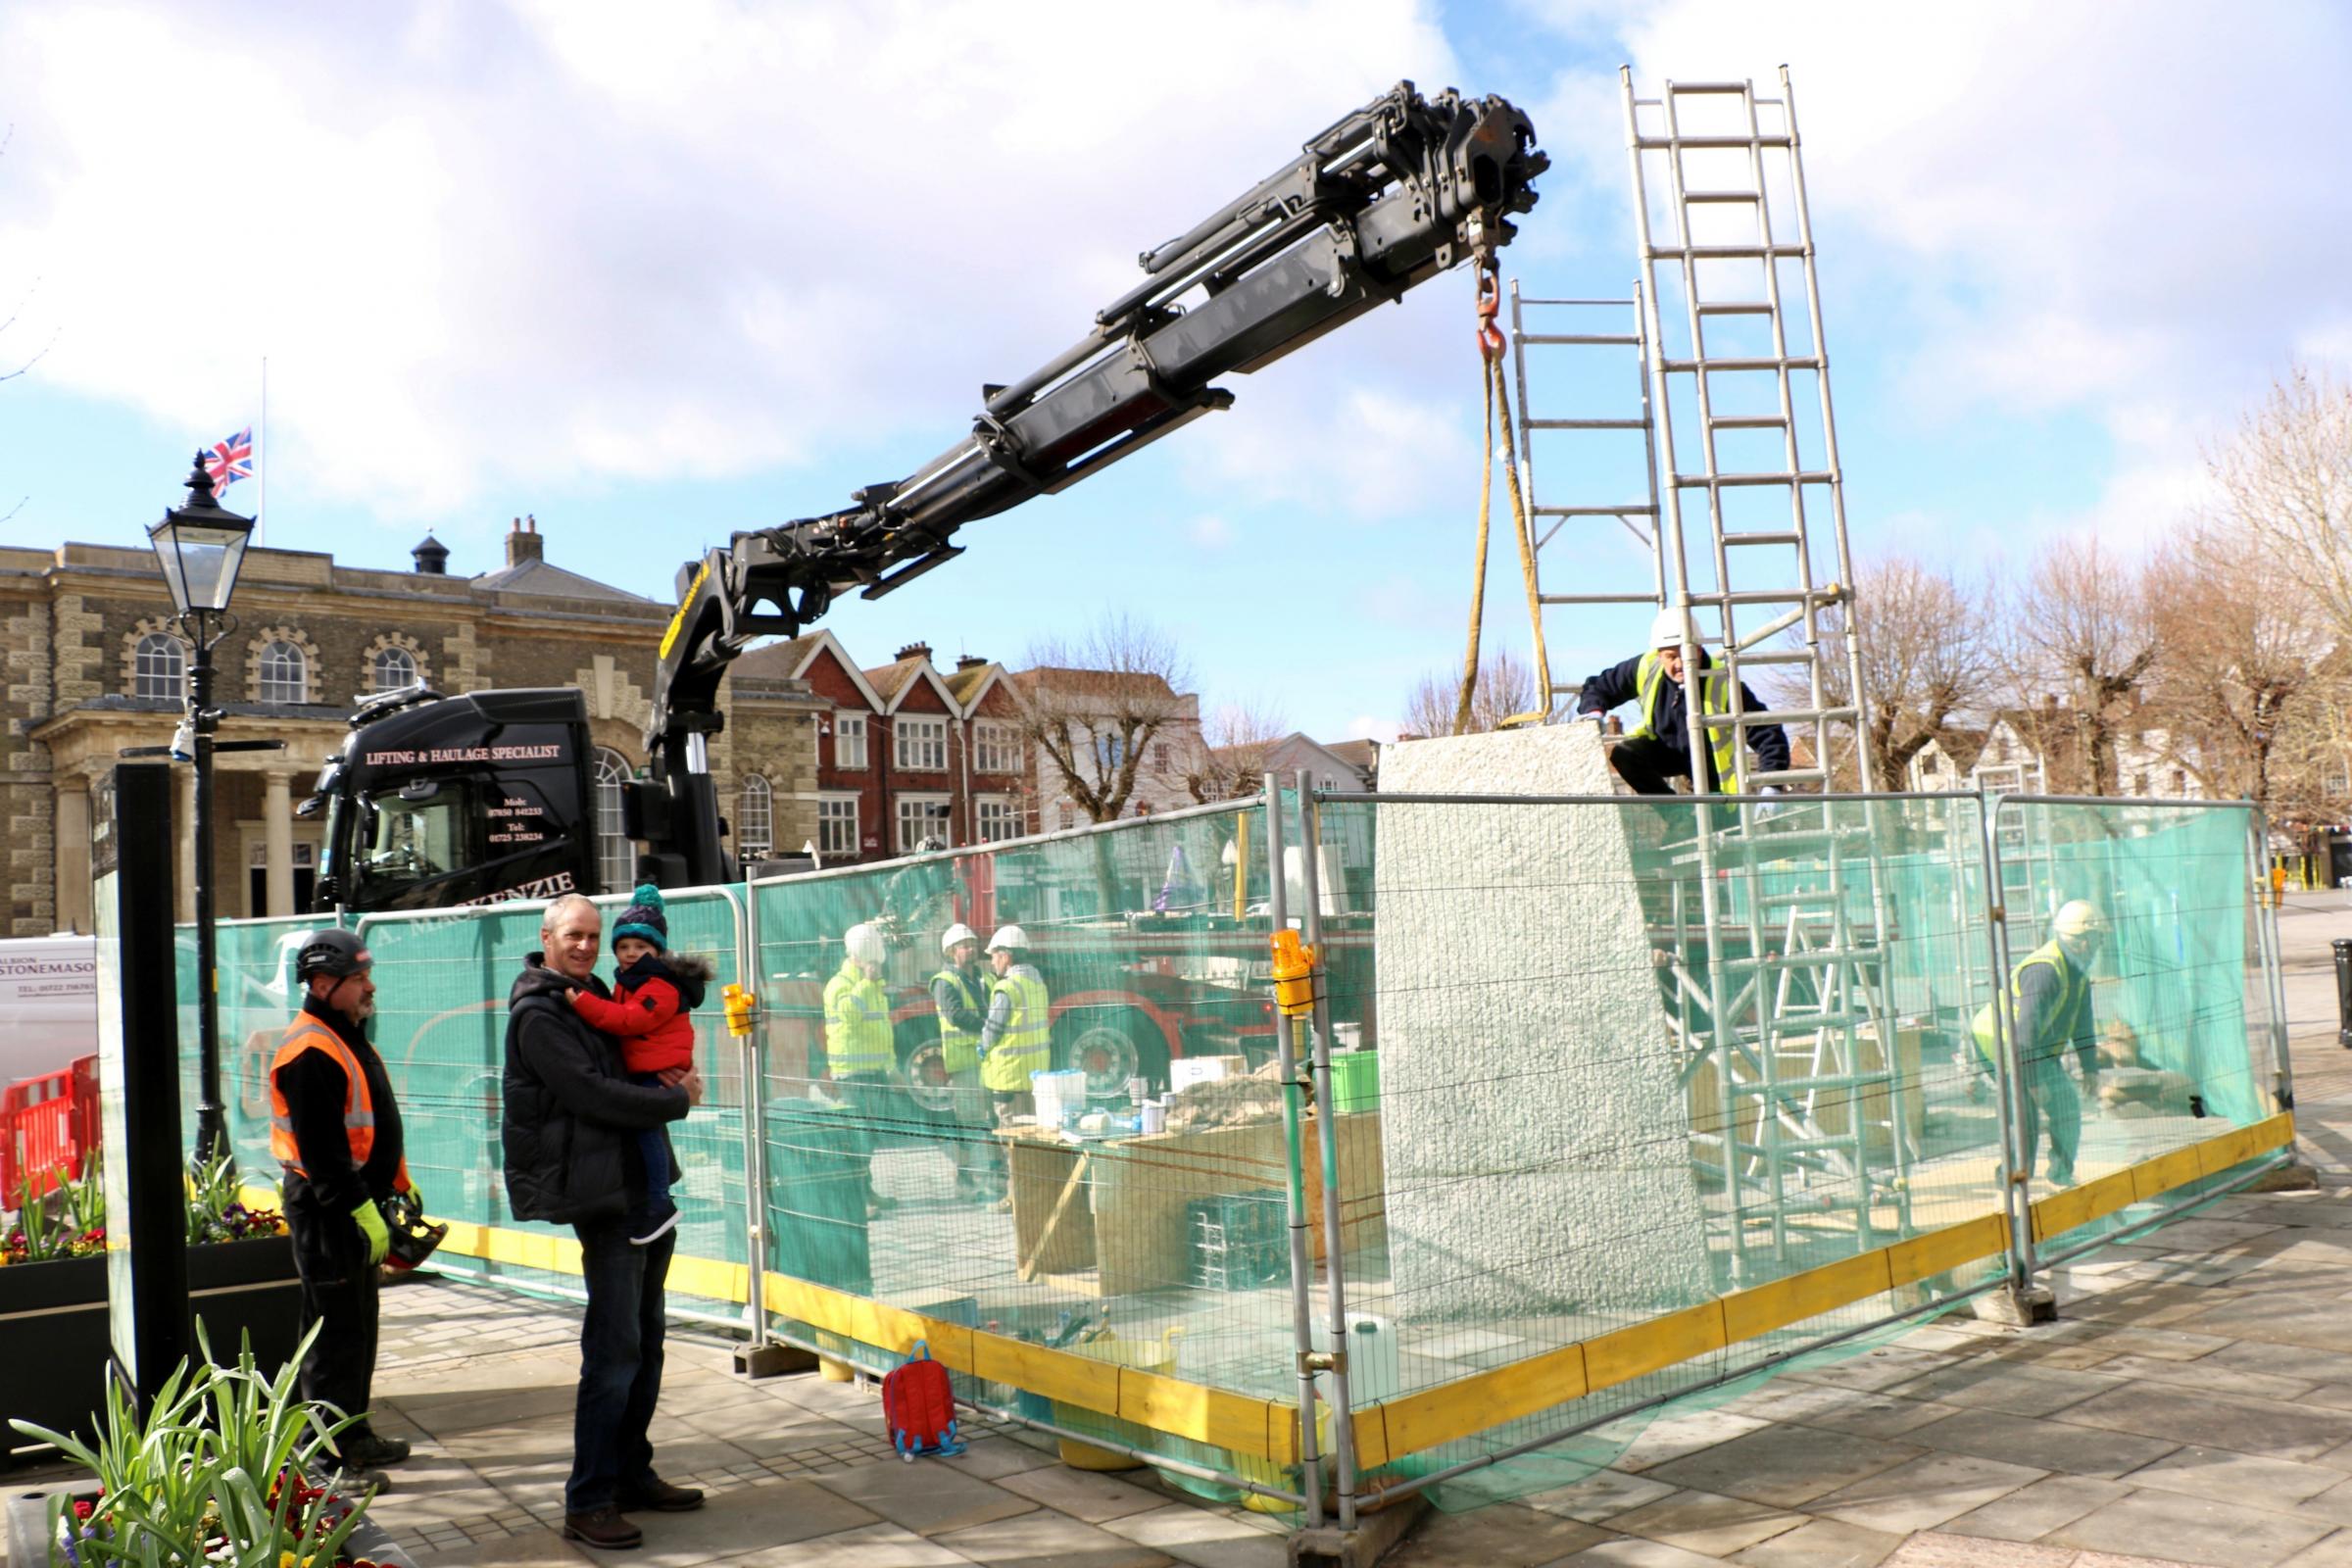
xmin=881 ymin=1341 xmax=963 ymax=1460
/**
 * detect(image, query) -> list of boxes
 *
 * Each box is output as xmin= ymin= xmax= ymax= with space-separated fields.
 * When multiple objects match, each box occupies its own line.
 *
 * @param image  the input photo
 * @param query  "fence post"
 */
xmin=2244 ymin=812 xmax=2296 ymax=1111
xmin=1296 ymin=775 xmax=1361 ymax=1531
xmin=1974 ymin=794 xmax=2048 ymax=1319
xmin=733 ymin=875 xmax=797 ymax=1376
xmin=1262 ymin=774 xmax=1327 ymax=1530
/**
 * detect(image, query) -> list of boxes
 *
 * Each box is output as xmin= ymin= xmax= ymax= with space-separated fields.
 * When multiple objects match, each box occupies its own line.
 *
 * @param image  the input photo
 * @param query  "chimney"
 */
xmin=506 ymin=514 xmax=543 ymax=567
xmin=955 ymin=654 xmax=988 ymax=671
xmin=895 ymin=641 xmax=933 ymax=665
xmin=411 ymin=534 xmax=450 ymax=575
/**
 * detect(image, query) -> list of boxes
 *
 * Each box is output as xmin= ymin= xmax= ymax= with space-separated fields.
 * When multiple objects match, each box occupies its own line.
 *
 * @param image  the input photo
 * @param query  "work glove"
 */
xmin=352 ymin=1200 xmax=391 ymax=1266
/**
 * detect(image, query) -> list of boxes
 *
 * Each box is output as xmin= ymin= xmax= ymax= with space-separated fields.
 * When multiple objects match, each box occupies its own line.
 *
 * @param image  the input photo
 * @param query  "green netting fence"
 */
xmin=183 ymin=787 xmax=2292 ymax=1527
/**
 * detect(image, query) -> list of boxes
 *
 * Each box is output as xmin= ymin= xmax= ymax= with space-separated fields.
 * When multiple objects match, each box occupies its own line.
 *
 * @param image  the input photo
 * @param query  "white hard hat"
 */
xmin=986 ymin=924 xmax=1029 ymax=954
xmin=941 ymin=922 xmax=980 ymax=955
xmin=2053 ymin=901 xmax=2106 ymax=941
xmin=1650 ymin=606 xmax=1696 ymax=650
xmin=844 ymin=922 xmax=888 ymax=965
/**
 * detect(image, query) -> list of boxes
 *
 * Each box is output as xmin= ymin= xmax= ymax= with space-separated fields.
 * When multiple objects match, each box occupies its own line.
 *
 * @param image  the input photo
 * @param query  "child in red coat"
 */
xmin=567 ymin=884 xmax=712 ymax=1244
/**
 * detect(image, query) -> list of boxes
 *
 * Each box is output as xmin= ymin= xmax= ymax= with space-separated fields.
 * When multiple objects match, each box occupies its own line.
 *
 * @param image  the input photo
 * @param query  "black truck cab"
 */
xmin=305 ymin=687 xmax=600 ymax=912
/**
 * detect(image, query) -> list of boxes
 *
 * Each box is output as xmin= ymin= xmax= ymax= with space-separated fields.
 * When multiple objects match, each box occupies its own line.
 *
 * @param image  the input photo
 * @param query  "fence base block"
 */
xmin=735 ymin=1343 xmax=818 ymax=1379
xmin=2247 ymin=1157 xmax=2321 ymax=1194
xmin=1290 ymin=1496 xmax=1429 ymax=1568
xmin=1974 ymin=1282 xmax=2056 ymax=1327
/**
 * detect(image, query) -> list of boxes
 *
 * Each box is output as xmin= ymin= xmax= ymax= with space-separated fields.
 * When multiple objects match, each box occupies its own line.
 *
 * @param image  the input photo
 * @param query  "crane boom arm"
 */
xmin=639 ymin=80 xmax=1545 ymax=883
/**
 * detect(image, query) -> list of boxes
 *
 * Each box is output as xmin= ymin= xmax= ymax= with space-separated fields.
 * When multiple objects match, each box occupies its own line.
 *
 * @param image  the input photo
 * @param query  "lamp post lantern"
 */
xmin=147 ymin=455 xmax=255 ymax=1165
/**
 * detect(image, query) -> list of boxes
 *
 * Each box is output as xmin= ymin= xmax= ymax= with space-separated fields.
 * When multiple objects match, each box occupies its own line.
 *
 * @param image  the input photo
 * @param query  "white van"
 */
xmin=0 ymin=935 xmax=97 ymax=1089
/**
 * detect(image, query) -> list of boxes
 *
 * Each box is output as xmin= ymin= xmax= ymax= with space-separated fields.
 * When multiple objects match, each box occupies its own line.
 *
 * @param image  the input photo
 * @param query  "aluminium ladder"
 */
xmin=1511 ymin=70 xmax=1907 ymax=1278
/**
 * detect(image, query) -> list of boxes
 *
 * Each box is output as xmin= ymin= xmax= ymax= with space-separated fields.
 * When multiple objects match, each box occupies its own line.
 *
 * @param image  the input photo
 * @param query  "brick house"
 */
xmin=730 ymin=635 xmax=1032 ymax=865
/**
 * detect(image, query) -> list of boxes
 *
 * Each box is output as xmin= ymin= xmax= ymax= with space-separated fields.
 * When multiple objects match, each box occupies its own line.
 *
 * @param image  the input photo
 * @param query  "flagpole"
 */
xmin=257 ymin=357 xmax=268 ymax=545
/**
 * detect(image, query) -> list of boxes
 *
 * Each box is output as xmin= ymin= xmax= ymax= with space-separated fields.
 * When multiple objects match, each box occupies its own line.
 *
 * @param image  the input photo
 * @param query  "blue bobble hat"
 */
xmin=612 ymin=883 xmax=668 ymax=952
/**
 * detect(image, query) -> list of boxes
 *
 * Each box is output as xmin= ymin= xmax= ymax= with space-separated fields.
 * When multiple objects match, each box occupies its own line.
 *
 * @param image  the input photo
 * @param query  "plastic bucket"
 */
xmin=1329 ymin=1049 xmax=1379 ymax=1114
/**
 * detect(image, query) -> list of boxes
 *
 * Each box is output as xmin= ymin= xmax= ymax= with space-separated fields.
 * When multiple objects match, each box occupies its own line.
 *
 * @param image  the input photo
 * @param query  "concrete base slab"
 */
xmin=1973 ymin=1284 xmax=2056 ymax=1327
xmin=736 ymin=1341 xmax=819 ymax=1378
xmin=2249 ymin=1157 xmax=2325 ymax=1194
xmin=1289 ymin=1494 xmax=1427 ymax=1568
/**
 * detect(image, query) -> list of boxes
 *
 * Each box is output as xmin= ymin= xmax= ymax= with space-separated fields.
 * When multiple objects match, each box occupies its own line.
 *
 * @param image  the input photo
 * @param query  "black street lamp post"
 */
xmin=147 ymin=455 xmax=255 ymax=1166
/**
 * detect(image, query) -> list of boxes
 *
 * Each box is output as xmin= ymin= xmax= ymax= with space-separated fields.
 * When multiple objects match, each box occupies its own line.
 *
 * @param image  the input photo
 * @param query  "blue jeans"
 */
xmin=629 ymin=1072 xmax=675 ymax=1219
xmin=565 ymin=1216 xmax=675 ymax=1513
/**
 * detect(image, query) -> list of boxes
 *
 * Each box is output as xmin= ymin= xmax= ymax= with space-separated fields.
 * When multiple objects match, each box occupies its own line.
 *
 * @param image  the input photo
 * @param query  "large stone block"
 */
xmin=1372 ymin=725 xmax=1712 ymax=1321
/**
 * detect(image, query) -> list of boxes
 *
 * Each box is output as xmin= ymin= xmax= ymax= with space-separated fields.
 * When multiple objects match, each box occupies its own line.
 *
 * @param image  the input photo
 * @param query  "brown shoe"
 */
xmin=563 ymin=1506 xmax=643 ymax=1548
xmin=617 ymin=1475 xmax=705 ymax=1512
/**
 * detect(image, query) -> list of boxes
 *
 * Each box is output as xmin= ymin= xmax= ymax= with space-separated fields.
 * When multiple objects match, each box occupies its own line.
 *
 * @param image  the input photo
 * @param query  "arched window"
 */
xmin=370 ymin=646 xmax=417 ymax=694
xmin=738 ymin=773 xmax=773 ymax=858
xmin=593 ymin=749 xmax=634 ymax=892
xmin=258 ymin=641 xmax=309 ymax=705
xmin=134 ymin=633 xmax=186 ymax=701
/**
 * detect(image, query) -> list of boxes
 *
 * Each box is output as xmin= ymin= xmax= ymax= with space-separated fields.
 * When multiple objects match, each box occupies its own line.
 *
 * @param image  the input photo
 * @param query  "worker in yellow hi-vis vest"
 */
xmin=930 ymin=921 xmax=994 ymax=1201
xmin=1972 ymin=901 xmax=2106 ymax=1189
xmin=978 ymin=925 xmax=1054 ymax=1208
xmin=1575 ymin=607 xmax=1791 ymax=796
xmin=823 ymin=921 xmax=899 ymax=1216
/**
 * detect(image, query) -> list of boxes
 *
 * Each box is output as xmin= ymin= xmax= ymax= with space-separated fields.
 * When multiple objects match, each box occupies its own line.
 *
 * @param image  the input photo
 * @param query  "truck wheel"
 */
xmin=1062 ymin=1009 xmax=1168 ymax=1102
xmin=900 ymin=1040 xmax=959 ymax=1117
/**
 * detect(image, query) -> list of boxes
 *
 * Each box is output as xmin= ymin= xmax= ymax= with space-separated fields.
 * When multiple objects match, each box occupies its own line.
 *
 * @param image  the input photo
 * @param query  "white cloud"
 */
xmin=0 ymin=0 xmax=1458 ymax=516
xmin=1189 ymin=514 xmax=1234 ymax=550
xmin=1519 ymin=1 xmax=2352 ymax=553
xmin=1348 ymin=714 xmax=1402 ymax=744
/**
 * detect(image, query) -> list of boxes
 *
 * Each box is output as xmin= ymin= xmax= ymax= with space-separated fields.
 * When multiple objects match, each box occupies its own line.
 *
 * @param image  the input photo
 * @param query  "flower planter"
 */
xmin=6 ymin=1483 xmax=415 ymax=1568
xmin=0 ymin=1235 xmax=302 ymax=1459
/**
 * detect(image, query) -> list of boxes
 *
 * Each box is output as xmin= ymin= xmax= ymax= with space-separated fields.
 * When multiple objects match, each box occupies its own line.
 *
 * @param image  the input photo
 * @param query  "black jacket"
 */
xmin=1578 ymin=651 xmax=1792 ymax=782
xmin=501 ymin=954 xmax=689 ymax=1226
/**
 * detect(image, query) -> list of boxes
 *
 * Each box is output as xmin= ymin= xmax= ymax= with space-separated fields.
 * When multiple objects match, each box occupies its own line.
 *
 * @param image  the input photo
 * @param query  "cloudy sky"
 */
xmin=2 ymin=1 xmax=2346 ymax=743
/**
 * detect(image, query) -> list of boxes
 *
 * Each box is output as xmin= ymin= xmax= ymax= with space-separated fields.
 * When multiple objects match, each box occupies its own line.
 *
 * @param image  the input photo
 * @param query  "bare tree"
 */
xmin=1779 ymin=556 xmax=1995 ymax=791
xmin=2000 ymin=538 xmax=2157 ymax=795
xmin=1402 ymin=648 xmax=1537 ymax=737
xmin=2140 ymin=523 xmax=2337 ymax=816
xmin=1015 ymin=613 xmax=1193 ymax=823
xmin=1186 ymin=698 xmax=1290 ymax=803
xmin=2209 ymin=366 xmax=2352 ymax=644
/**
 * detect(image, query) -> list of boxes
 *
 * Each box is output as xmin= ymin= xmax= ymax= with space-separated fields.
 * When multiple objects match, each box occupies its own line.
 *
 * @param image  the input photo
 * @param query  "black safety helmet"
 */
xmin=294 ymin=928 xmax=371 ymax=985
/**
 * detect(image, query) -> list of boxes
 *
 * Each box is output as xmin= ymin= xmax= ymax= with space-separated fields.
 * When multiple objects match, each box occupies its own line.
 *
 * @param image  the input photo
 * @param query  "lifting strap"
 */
xmin=1453 ymin=257 xmax=1552 ymax=735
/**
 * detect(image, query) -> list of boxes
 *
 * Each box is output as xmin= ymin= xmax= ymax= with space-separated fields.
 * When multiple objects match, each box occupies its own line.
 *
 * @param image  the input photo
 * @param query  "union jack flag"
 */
xmin=205 ymin=426 xmax=254 ymax=493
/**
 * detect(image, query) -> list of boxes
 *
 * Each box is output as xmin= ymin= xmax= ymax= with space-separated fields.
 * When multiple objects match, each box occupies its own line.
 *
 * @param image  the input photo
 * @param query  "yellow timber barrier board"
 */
xmin=347 ymin=1110 xmax=2290 ymax=1473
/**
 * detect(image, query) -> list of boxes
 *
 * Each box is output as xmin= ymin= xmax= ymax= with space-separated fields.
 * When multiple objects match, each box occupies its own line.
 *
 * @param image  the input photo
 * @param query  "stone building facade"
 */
xmin=0 ymin=518 xmax=824 ymax=936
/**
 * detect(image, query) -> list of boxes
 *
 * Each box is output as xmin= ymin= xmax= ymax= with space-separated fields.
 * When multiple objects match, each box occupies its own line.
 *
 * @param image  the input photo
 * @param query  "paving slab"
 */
xmin=2048 ymin=1486 xmax=2334 ymax=1566
xmin=1602 ymin=1488 xmax=1809 ymax=1556
xmin=995 ymin=1466 xmax=1171 ymax=1525
xmin=620 ymin=1481 xmax=889 ymax=1566
xmin=1903 ymin=1407 xmax=2180 ymax=1478
xmin=812 ymin=1458 xmax=1042 ymax=1537
xmin=1730 ymin=1517 xmax=1902 ymax=1567
xmin=2126 ymin=1445 xmax=2349 ymax=1512
xmin=1938 ymin=1476 xmax=2133 ymax=1543
xmin=1642 ymin=1423 xmax=1921 ymax=1508
xmin=1887 ymin=1362 xmax=2121 ymax=1419
xmin=2081 ymin=1351 xmax=2314 ymax=1402
xmin=1546 ymin=1540 xmax=1723 ymax=1567
xmin=1521 ymin=1468 xmax=1680 ymax=1524
xmin=2056 ymin=1382 xmax=2352 ymax=1462
xmin=728 ymin=1522 xmax=979 ymax=1567
xmin=1099 ymin=1505 xmax=1291 ymax=1568
xmin=1808 ymin=1452 xmax=2050 ymax=1537
xmin=1726 ymin=1382 xmax=1961 ymax=1439
xmin=1381 ymin=1500 xmax=1614 ymax=1567
xmin=1594 ymin=1407 xmax=1772 ymax=1472
xmin=2281 ymin=1532 xmax=2352 ymax=1567
xmin=930 ymin=1508 xmax=1177 ymax=1567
